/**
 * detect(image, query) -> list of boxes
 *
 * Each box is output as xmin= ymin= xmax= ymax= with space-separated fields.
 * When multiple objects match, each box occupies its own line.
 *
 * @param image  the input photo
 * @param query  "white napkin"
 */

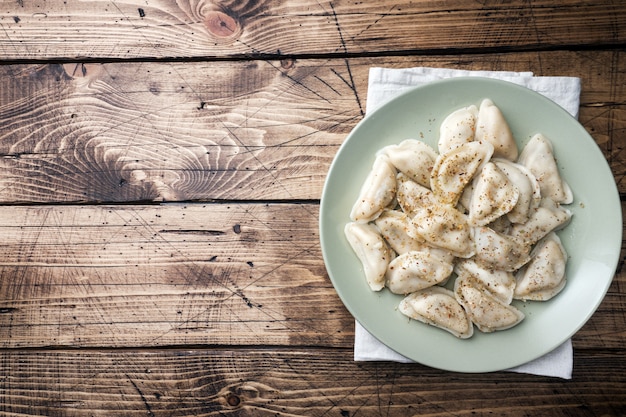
xmin=355 ymin=67 xmax=581 ymax=379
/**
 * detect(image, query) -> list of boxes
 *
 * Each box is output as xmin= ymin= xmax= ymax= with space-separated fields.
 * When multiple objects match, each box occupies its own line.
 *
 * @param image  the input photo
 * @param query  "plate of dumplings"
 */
xmin=320 ymin=77 xmax=622 ymax=372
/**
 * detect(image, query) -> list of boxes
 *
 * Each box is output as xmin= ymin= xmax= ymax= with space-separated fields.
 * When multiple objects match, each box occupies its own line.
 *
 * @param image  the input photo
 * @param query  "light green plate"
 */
xmin=319 ymin=77 xmax=622 ymax=373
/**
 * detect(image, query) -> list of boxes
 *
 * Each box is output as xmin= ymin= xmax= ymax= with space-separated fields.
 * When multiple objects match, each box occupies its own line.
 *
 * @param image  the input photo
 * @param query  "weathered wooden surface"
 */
xmin=1 ymin=0 xmax=625 ymax=415
xmin=0 ymin=203 xmax=351 ymax=349
xmin=0 ymin=349 xmax=625 ymax=416
xmin=0 ymin=51 xmax=624 ymax=203
xmin=0 ymin=0 xmax=625 ymax=59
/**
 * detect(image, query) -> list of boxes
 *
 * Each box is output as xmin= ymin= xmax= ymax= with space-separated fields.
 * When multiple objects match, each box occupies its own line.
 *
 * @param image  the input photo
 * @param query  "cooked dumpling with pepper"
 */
xmin=454 ymin=276 xmax=525 ymax=333
xmin=350 ymin=154 xmax=397 ymax=223
xmin=510 ymin=198 xmax=572 ymax=246
xmin=438 ymin=104 xmax=478 ymax=155
xmin=467 ymin=161 xmax=520 ymax=227
xmin=381 ymin=139 xmax=437 ymax=188
xmin=344 ymin=222 xmax=393 ymax=291
xmin=518 ymin=133 xmax=573 ymax=204
xmin=431 ymin=140 xmax=494 ymax=206
xmin=396 ymin=173 xmax=436 ymax=217
xmin=399 ymin=287 xmax=474 ymax=339
xmin=514 ymin=232 xmax=568 ymax=301
xmin=386 ymin=250 xmax=454 ymax=295
xmin=454 ymin=258 xmax=516 ymax=305
xmin=493 ymin=158 xmax=541 ymax=224
xmin=411 ymin=202 xmax=475 ymax=258
xmin=471 ymin=226 xmax=531 ymax=272
xmin=374 ymin=209 xmax=424 ymax=254
xmin=475 ymin=98 xmax=518 ymax=161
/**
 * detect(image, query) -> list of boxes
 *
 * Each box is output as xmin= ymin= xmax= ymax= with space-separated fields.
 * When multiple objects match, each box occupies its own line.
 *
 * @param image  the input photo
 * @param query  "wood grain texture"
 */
xmin=1 ymin=0 xmax=625 ymax=413
xmin=0 ymin=203 xmax=624 ymax=351
xmin=0 ymin=60 xmax=350 ymax=202
xmin=0 ymin=203 xmax=352 ymax=349
xmin=0 ymin=348 xmax=625 ymax=416
xmin=0 ymin=50 xmax=624 ymax=203
xmin=0 ymin=0 xmax=625 ymax=60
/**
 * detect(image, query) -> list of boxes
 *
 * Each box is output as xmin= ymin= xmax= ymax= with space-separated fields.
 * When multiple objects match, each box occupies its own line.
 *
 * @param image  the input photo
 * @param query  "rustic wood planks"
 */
xmin=1 ymin=0 xmax=625 ymax=415
xmin=0 ymin=51 xmax=624 ymax=203
xmin=0 ymin=349 xmax=625 ymax=416
xmin=0 ymin=203 xmax=352 ymax=349
xmin=0 ymin=0 xmax=625 ymax=59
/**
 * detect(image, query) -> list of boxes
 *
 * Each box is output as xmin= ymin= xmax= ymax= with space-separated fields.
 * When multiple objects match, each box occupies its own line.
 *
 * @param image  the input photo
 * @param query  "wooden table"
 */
xmin=0 ymin=1 xmax=624 ymax=415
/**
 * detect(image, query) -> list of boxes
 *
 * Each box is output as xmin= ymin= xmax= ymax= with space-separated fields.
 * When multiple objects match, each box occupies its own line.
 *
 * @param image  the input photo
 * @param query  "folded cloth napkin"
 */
xmin=355 ymin=67 xmax=581 ymax=380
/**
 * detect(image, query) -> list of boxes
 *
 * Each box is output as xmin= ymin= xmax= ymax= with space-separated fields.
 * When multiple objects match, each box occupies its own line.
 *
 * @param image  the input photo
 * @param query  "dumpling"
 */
xmin=385 ymin=250 xmax=454 ymax=295
xmin=438 ymin=105 xmax=478 ymax=155
xmin=517 ymin=133 xmax=573 ymax=204
xmin=350 ymin=154 xmax=397 ymax=223
xmin=493 ymin=158 xmax=541 ymax=224
xmin=399 ymin=287 xmax=474 ymax=339
xmin=381 ymin=139 xmax=437 ymax=188
xmin=471 ymin=226 xmax=531 ymax=272
xmin=344 ymin=222 xmax=393 ymax=291
xmin=374 ymin=210 xmax=456 ymax=265
xmin=454 ymin=258 xmax=516 ymax=305
xmin=454 ymin=277 xmax=525 ymax=333
xmin=467 ymin=162 xmax=520 ymax=227
xmin=396 ymin=174 xmax=436 ymax=217
xmin=510 ymin=198 xmax=572 ymax=247
xmin=430 ymin=140 xmax=495 ymax=206
xmin=474 ymin=98 xmax=518 ymax=160
xmin=514 ymin=232 xmax=568 ymax=301
xmin=374 ymin=210 xmax=423 ymax=254
xmin=411 ymin=202 xmax=475 ymax=258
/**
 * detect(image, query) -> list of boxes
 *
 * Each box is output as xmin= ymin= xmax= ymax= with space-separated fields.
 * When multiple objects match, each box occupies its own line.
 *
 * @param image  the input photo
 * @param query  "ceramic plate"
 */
xmin=319 ymin=77 xmax=622 ymax=373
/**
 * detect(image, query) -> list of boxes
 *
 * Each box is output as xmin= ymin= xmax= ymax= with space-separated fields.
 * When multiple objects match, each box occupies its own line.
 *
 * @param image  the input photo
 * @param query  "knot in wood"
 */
xmin=280 ymin=58 xmax=296 ymax=70
xmin=204 ymin=10 xmax=240 ymax=39
xmin=218 ymin=381 xmax=278 ymax=409
xmin=225 ymin=392 xmax=242 ymax=408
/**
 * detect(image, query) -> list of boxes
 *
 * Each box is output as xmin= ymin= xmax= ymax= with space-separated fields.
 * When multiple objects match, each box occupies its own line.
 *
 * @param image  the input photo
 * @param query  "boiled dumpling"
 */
xmin=396 ymin=173 xmax=436 ymax=217
xmin=399 ymin=287 xmax=474 ymax=339
xmin=493 ymin=158 xmax=541 ymax=224
xmin=386 ymin=250 xmax=454 ymax=295
xmin=471 ymin=226 xmax=531 ymax=272
xmin=510 ymin=198 xmax=572 ymax=247
xmin=467 ymin=161 xmax=520 ymax=227
xmin=430 ymin=140 xmax=495 ymax=206
xmin=381 ymin=139 xmax=437 ymax=188
xmin=350 ymin=154 xmax=397 ymax=223
xmin=375 ymin=209 xmax=457 ymax=264
xmin=454 ymin=277 xmax=525 ymax=333
xmin=374 ymin=210 xmax=423 ymax=254
xmin=344 ymin=222 xmax=393 ymax=291
xmin=454 ymin=258 xmax=516 ymax=305
xmin=438 ymin=105 xmax=478 ymax=155
xmin=375 ymin=209 xmax=456 ymax=264
xmin=474 ymin=98 xmax=518 ymax=160
xmin=514 ymin=232 xmax=568 ymax=301
xmin=411 ymin=202 xmax=475 ymax=258
xmin=517 ymin=133 xmax=573 ymax=204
